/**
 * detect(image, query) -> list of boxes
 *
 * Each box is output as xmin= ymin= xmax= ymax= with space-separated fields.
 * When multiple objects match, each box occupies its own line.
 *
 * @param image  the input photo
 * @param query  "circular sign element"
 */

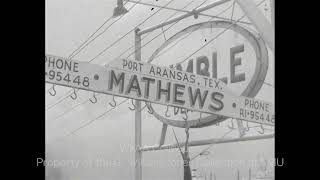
xmin=147 ymin=21 xmax=269 ymax=128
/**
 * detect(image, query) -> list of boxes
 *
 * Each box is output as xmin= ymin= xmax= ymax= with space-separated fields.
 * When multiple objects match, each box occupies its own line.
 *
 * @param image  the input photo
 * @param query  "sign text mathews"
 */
xmin=45 ymin=54 xmax=274 ymax=125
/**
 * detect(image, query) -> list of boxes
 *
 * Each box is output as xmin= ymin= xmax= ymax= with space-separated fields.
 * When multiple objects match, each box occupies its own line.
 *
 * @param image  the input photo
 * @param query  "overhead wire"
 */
xmin=106 ymin=0 xmax=264 ymax=120
xmin=45 ymin=1 xmax=132 ymax=108
xmin=149 ymin=1 xmax=273 ymax=118
xmin=45 ymin=1 xmax=142 ymax=111
xmin=53 ymin=98 xmax=128 ymax=142
xmin=46 ymin=0 xmax=223 ymax=111
xmin=45 ymin=1 xmax=129 ymax=95
xmin=126 ymin=0 xmax=251 ymax=25
xmin=49 ymin=0 xmax=232 ymax=122
xmin=49 ymin=0 xmax=242 ymax=122
xmin=52 ymin=1 xmax=234 ymax=138
xmin=68 ymin=1 xmax=136 ymax=60
xmin=190 ymin=128 xmax=235 ymax=161
xmin=50 ymin=0 xmax=268 ymax=140
xmin=49 ymin=0 xmax=199 ymax=121
xmin=179 ymin=0 xmax=269 ymax=160
xmin=110 ymin=0 xmax=197 ymax=61
xmin=50 ymin=0 xmax=182 ymax=139
xmin=46 ymin=0 xmax=174 ymax=111
xmin=230 ymin=0 xmax=236 ymax=21
xmin=145 ymin=0 xmax=266 ymax=120
xmin=191 ymin=121 xmax=274 ymax=161
xmin=152 ymin=2 xmax=235 ymax=60
xmin=174 ymin=0 xmax=266 ymax=67
xmin=89 ymin=0 xmax=176 ymax=62
xmin=64 ymin=99 xmax=128 ymax=138
xmin=126 ymin=0 xmax=228 ymax=59
xmin=55 ymin=97 xmax=150 ymax=142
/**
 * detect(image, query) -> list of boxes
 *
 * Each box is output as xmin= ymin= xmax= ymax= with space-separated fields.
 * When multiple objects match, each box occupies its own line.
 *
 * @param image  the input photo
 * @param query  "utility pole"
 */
xmin=183 ymin=124 xmax=192 ymax=180
xmin=172 ymin=124 xmax=192 ymax=180
xmin=134 ymin=28 xmax=142 ymax=180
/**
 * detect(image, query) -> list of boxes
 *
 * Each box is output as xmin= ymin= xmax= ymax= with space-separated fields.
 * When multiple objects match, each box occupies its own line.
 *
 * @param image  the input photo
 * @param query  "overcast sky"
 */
xmin=45 ymin=0 xmax=274 ymax=179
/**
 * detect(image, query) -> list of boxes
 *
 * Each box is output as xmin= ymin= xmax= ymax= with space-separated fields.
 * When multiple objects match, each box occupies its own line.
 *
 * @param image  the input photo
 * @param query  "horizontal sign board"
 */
xmin=45 ymin=54 xmax=274 ymax=125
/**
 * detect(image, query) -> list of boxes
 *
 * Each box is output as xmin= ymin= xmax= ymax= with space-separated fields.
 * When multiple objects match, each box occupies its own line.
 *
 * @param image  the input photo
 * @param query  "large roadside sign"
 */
xmin=143 ymin=20 xmax=271 ymax=128
xmin=45 ymin=54 xmax=274 ymax=125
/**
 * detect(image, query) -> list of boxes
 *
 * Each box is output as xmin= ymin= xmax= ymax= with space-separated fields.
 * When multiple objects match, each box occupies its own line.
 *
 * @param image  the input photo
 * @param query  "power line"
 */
xmin=49 ymin=0 xmax=226 ymax=121
xmin=51 ymin=0 xmax=236 ymax=141
xmin=126 ymin=0 xmax=251 ymax=25
xmin=175 ymin=0 xmax=266 ymax=66
xmin=57 ymin=97 xmax=152 ymax=141
xmin=68 ymin=1 xmax=135 ymax=60
xmin=46 ymin=0 xmax=176 ymax=112
xmin=48 ymin=0 xmax=266 ymax=128
xmin=45 ymin=1 xmax=142 ymax=110
xmin=46 ymin=0 xmax=172 ymax=111
xmin=66 ymin=99 xmax=128 ymax=137
xmin=230 ymin=0 xmax=236 ymax=21
xmin=170 ymin=0 xmax=270 ymax=150
xmin=45 ymin=2 xmax=129 ymax=96
xmin=51 ymin=94 xmax=103 ymax=121
xmin=55 ymin=98 xmax=128 ymax=142
xmin=68 ymin=17 xmax=119 ymax=60
xmin=176 ymin=22 xmax=241 ymax=65
xmin=110 ymin=0 xmax=198 ymax=61
xmin=126 ymin=0 xmax=226 ymax=59
xmin=47 ymin=0 xmax=233 ymax=116
xmin=48 ymin=0 xmax=199 ymax=121
xmin=49 ymin=0 xmax=233 ymax=125
xmin=152 ymin=2 xmax=234 ymax=61
xmin=191 ymin=122 xmax=273 ymax=160
xmin=89 ymin=0 xmax=176 ymax=62
xmin=190 ymin=128 xmax=235 ymax=161
xmin=145 ymin=1 xmax=267 ymax=124
xmin=51 ymin=0 xmax=269 ymax=144
xmin=47 ymin=0 xmax=214 ymax=111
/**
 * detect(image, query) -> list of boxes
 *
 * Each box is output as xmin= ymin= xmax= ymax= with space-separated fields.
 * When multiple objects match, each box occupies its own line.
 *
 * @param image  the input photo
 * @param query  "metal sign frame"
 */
xmin=146 ymin=20 xmax=269 ymax=128
xmin=132 ymin=1 xmax=274 ymax=179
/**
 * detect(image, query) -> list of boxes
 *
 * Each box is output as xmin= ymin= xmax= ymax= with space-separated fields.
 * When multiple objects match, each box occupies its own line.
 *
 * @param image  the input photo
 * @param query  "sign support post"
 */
xmin=134 ymin=28 xmax=142 ymax=180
